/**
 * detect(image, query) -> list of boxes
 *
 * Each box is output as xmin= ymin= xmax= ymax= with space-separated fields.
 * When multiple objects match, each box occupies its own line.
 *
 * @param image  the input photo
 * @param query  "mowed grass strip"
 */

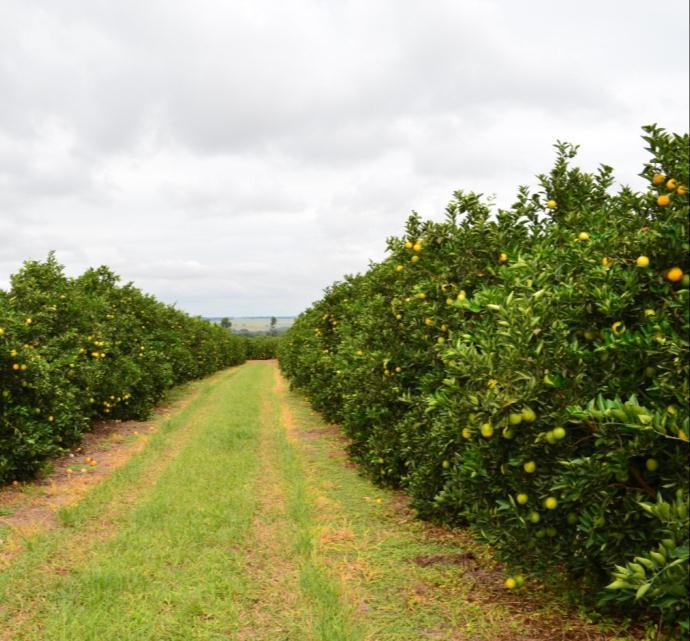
xmin=0 ymin=364 xmax=263 ymax=641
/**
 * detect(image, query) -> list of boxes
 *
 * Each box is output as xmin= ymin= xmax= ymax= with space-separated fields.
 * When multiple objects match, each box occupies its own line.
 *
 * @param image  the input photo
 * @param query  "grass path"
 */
xmin=0 ymin=362 xmax=636 ymax=640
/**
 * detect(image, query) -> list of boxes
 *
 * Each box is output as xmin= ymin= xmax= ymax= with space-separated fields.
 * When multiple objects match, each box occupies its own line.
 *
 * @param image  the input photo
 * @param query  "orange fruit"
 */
xmin=665 ymin=267 xmax=683 ymax=282
xmin=544 ymin=497 xmax=558 ymax=510
xmin=652 ymin=173 xmax=665 ymax=185
xmin=657 ymin=194 xmax=670 ymax=207
xmin=677 ymin=185 xmax=687 ymax=196
xmin=547 ymin=199 xmax=557 ymax=209
xmin=635 ymin=256 xmax=650 ymax=268
xmin=645 ymin=458 xmax=659 ymax=472
xmin=666 ymin=178 xmax=678 ymax=190
xmin=521 ymin=407 xmax=537 ymax=423
xmin=480 ymin=423 xmax=494 ymax=438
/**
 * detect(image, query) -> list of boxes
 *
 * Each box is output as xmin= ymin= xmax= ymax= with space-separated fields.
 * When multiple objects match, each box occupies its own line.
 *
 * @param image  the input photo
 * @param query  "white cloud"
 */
xmin=0 ymin=0 xmax=688 ymax=315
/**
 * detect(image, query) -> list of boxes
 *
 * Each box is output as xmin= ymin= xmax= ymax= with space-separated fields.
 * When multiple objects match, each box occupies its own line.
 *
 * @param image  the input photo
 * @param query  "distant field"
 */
xmin=206 ymin=316 xmax=294 ymax=334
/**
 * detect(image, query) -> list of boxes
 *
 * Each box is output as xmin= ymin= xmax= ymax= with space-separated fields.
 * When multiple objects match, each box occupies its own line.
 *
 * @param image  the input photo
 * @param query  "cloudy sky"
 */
xmin=1 ymin=0 xmax=688 ymax=316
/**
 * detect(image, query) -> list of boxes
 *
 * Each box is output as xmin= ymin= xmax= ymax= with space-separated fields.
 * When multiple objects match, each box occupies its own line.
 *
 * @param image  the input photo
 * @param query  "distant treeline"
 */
xmin=207 ymin=316 xmax=294 ymax=337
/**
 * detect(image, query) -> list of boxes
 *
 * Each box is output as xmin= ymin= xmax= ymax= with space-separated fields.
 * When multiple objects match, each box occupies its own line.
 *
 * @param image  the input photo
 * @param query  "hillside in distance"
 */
xmin=206 ymin=316 xmax=294 ymax=336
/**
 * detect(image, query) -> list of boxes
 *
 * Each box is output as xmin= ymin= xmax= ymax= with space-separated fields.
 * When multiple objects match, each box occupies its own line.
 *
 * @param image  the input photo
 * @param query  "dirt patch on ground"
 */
xmin=412 ymin=551 xmax=477 ymax=567
xmin=0 ymin=383 xmax=202 ymax=561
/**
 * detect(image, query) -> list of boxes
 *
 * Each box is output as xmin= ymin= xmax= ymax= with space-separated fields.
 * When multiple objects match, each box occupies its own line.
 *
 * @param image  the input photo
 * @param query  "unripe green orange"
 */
xmin=552 ymin=426 xmax=566 ymax=440
xmin=480 ymin=422 xmax=494 ymax=438
xmin=521 ymin=407 xmax=537 ymax=423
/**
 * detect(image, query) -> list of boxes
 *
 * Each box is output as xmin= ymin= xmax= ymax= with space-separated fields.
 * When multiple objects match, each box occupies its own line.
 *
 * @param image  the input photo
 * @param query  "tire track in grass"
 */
xmin=0 ymin=365 xmax=254 ymax=641
xmin=235 ymin=365 xmax=302 ymax=639
xmin=236 ymin=362 xmax=363 ymax=641
xmin=271 ymin=367 xmax=364 ymax=641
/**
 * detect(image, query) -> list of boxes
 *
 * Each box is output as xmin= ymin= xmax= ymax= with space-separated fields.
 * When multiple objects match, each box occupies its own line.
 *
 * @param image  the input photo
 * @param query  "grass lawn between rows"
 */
xmin=0 ymin=361 xmax=639 ymax=640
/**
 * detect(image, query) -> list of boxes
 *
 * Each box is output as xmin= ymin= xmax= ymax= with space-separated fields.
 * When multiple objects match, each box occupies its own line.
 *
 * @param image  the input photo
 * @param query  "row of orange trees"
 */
xmin=279 ymin=126 xmax=689 ymax=634
xmin=0 ymin=254 xmax=246 ymax=483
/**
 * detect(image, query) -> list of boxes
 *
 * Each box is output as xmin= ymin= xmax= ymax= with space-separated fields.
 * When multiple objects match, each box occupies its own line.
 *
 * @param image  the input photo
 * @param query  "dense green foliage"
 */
xmin=244 ymin=335 xmax=281 ymax=360
xmin=279 ymin=126 xmax=689 ymax=633
xmin=0 ymin=255 xmax=246 ymax=483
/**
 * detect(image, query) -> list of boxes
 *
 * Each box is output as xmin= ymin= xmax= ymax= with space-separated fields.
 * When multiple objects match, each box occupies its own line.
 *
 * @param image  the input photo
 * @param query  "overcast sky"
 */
xmin=1 ymin=1 xmax=688 ymax=316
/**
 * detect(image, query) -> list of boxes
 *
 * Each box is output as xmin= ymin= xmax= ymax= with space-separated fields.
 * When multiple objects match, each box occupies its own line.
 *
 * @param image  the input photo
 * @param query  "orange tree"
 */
xmin=0 ymin=254 xmax=246 ymax=482
xmin=279 ymin=126 xmax=689 ymax=634
xmin=244 ymin=335 xmax=282 ymax=359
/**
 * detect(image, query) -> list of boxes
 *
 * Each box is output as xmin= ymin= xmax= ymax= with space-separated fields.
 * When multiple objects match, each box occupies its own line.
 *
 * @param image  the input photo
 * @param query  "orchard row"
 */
xmin=279 ymin=126 xmax=689 ymax=634
xmin=0 ymin=255 xmax=247 ymax=482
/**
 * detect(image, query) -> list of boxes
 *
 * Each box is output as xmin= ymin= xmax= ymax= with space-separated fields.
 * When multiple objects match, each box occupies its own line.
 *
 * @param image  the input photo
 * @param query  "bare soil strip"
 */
xmin=0 ymin=376 xmax=217 ymax=561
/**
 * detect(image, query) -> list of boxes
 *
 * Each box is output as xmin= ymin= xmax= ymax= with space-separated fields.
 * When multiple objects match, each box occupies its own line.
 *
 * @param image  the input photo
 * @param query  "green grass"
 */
xmin=0 ymin=362 xmax=638 ymax=641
